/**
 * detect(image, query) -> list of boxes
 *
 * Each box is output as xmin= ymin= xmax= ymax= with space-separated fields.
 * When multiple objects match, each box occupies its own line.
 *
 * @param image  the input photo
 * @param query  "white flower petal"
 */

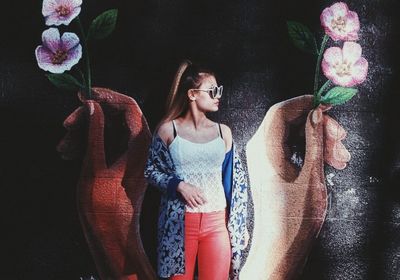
xmin=323 ymin=47 xmax=343 ymax=65
xmin=332 ymin=73 xmax=353 ymax=87
xmin=320 ymin=8 xmax=334 ymax=28
xmin=342 ymin=42 xmax=362 ymax=64
xmin=61 ymin=32 xmax=80 ymax=50
xmin=61 ymin=6 xmax=81 ymax=25
xmin=351 ymin=58 xmax=368 ymax=84
xmin=70 ymin=0 xmax=82 ymax=7
xmin=45 ymin=13 xmax=63 ymax=26
xmin=325 ymin=29 xmax=342 ymax=41
xmin=345 ymin=11 xmax=360 ymax=33
xmin=65 ymin=44 xmax=82 ymax=67
xmin=344 ymin=31 xmax=359 ymax=41
xmin=50 ymin=64 xmax=71 ymax=73
xmin=321 ymin=60 xmax=337 ymax=81
xmin=35 ymin=46 xmax=64 ymax=73
xmin=35 ymin=45 xmax=53 ymax=64
xmin=330 ymin=2 xmax=349 ymax=18
xmin=59 ymin=0 xmax=82 ymax=7
xmin=42 ymin=28 xmax=61 ymax=53
xmin=42 ymin=0 xmax=59 ymax=17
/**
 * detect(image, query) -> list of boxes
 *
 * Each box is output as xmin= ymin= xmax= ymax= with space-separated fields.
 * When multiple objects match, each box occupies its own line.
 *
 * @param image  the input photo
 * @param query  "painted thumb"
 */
xmin=299 ymin=107 xmax=325 ymax=182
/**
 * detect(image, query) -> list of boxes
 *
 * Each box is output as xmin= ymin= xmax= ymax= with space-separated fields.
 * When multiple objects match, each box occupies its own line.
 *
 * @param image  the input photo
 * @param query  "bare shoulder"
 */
xmin=219 ymin=123 xmax=232 ymax=138
xmin=156 ymin=121 xmax=174 ymax=146
xmin=219 ymin=123 xmax=233 ymax=152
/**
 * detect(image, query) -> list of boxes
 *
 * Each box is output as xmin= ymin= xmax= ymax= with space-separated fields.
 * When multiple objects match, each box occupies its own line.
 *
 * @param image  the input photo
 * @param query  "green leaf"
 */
xmin=321 ymin=86 xmax=358 ymax=105
xmin=287 ymin=21 xmax=318 ymax=55
xmin=88 ymin=9 xmax=118 ymax=40
xmin=46 ymin=73 xmax=85 ymax=91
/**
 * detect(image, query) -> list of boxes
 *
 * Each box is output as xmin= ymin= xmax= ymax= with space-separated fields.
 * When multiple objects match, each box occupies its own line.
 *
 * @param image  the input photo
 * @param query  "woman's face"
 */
xmin=189 ymin=74 xmax=221 ymax=112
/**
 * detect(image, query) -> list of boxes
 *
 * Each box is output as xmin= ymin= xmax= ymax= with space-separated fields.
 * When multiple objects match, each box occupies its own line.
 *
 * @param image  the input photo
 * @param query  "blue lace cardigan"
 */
xmin=144 ymin=133 xmax=249 ymax=279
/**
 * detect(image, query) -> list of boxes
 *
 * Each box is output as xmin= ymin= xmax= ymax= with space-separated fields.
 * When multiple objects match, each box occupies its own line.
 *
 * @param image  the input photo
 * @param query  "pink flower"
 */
xmin=320 ymin=2 xmax=360 ymax=41
xmin=35 ymin=28 xmax=82 ymax=73
xmin=322 ymin=42 xmax=368 ymax=87
xmin=42 ymin=0 xmax=82 ymax=26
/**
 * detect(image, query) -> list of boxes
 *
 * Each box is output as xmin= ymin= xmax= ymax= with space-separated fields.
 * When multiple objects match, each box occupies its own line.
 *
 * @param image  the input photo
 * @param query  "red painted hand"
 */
xmin=57 ymin=88 xmax=156 ymax=280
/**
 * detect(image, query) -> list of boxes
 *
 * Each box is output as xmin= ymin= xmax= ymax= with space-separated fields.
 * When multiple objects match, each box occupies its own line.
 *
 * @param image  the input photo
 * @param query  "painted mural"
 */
xmin=1 ymin=0 xmax=399 ymax=279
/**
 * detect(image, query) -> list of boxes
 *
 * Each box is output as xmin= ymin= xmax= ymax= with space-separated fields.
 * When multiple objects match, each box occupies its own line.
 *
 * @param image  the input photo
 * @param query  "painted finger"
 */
xmin=82 ymin=100 xmax=107 ymax=173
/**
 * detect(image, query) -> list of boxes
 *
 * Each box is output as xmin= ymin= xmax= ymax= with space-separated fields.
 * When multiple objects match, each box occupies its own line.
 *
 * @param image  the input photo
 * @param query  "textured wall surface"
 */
xmin=1 ymin=0 xmax=399 ymax=279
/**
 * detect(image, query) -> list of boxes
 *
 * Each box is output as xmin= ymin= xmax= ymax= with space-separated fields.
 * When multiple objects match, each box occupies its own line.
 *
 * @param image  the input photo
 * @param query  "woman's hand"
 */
xmin=176 ymin=181 xmax=207 ymax=208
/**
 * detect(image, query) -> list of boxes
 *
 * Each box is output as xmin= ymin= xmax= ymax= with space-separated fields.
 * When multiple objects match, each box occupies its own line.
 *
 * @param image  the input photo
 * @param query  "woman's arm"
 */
xmin=144 ymin=121 xmax=182 ymax=199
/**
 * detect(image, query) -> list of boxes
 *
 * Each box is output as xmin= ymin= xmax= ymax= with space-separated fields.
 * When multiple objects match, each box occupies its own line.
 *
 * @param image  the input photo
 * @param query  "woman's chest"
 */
xmin=169 ymin=136 xmax=226 ymax=170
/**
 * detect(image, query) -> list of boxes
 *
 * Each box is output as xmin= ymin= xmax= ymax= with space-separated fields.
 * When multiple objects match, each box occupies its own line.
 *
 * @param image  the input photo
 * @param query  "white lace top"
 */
xmin=169 ymin=120 xmax=227 ymax=213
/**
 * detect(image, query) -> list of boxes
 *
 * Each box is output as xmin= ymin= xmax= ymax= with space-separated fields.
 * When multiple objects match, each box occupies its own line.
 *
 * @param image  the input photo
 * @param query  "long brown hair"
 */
xmin=156 ymin=59 xmax=215 ymax=131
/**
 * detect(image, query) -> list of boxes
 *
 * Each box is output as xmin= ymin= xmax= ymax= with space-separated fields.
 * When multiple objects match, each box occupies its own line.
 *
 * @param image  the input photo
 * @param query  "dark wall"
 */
xmin=1 ymin=0 xmax=399 ymax=279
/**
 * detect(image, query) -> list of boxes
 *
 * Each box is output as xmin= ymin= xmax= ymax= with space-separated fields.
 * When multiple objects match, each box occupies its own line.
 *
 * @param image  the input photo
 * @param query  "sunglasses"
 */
xmin=191 ymin=85 xmax=223 ymax=99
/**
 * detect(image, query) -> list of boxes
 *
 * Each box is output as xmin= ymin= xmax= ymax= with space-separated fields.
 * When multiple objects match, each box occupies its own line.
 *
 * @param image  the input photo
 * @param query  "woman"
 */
xmin=144 ymin=60 xmax=249 ymax=280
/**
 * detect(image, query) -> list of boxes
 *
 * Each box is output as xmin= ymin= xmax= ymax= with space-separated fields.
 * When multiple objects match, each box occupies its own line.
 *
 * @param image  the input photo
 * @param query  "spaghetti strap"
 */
xmin=218 ymin=123 xmax=223 ymax=139
xmin=172 ymin=120 xmax=177 ymax=138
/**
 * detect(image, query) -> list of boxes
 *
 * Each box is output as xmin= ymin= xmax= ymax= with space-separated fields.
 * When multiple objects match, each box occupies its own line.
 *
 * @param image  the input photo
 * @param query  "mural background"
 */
xmin=1 ymin=0 xmax=399 ymax=279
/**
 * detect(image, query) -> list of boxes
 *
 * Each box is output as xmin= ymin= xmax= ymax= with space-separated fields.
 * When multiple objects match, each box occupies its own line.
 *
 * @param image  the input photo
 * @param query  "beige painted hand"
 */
xmin=240 ymin=95 xmax=350 ymax=280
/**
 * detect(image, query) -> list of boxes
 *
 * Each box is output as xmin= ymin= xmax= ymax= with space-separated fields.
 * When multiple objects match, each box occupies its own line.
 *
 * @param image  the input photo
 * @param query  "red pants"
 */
xmin=170 ymin=209 xmax=231 ymax=280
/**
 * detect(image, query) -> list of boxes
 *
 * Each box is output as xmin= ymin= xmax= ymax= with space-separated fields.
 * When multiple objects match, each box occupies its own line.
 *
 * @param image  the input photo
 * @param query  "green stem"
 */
xmin=316 ymin=80 xmax=332 ymax=105
xmin=313 ymin=34 xmax=329 ymax=107
xmin=77 ymin=68 xmax=86 ymax=87
xmin=76 ymin=17 xmax=92 ymax=99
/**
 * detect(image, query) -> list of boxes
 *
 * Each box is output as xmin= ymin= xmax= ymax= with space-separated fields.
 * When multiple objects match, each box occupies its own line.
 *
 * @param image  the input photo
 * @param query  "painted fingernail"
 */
xmin=311 ymin=108 xmax=322 ymax=127
xmin=87 ymin=101 xmax=94 ymax=115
